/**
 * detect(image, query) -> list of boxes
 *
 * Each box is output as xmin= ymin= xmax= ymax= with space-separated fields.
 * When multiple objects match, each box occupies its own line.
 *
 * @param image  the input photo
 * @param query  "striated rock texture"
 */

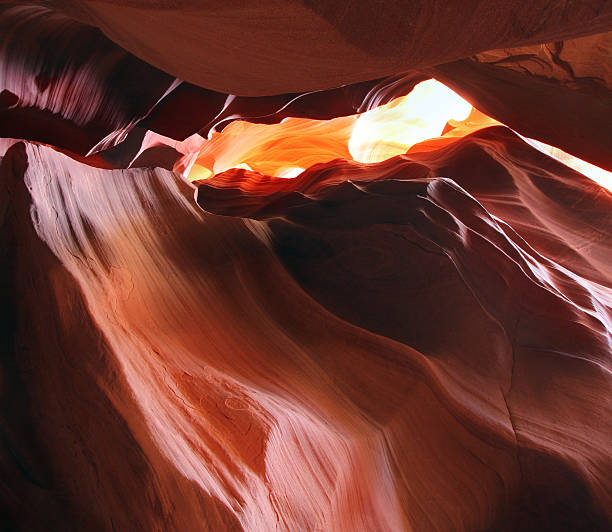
xmin=2 ymin=128 xmax=611 ymax=530
xmin=0 ymin=4 xmax=174 ymax=158
xmin=3 ymin=3 xmax=611 ymax=177
xmin=0 ymin=4 xmax=423 ymax=168
xmin=2 ymin=1 xmax=612 ymax=531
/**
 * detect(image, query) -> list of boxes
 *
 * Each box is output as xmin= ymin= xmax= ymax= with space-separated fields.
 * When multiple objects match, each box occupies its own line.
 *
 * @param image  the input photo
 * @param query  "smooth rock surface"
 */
xmin=1 ymin=129 xmax=610 ymax=530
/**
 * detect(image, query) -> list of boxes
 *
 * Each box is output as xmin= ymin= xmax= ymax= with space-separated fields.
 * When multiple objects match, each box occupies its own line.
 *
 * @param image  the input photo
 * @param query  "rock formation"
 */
xmin=1 ymin=2 xmax=611 ymax=531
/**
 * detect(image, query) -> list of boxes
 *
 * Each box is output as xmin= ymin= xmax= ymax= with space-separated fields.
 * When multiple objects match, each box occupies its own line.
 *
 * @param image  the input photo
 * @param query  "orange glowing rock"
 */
xmin=182 ymin=115 xmax=355 ymax=181
xmin=183 ymin=80 xmax=501 ymax=182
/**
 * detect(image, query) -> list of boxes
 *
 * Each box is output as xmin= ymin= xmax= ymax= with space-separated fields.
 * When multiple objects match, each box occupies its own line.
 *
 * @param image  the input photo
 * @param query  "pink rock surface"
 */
xmin=1 ymin=128 xmax=610 ymax=529
xmin=0 ymin=4 xmax=174 ymax=156
xmin=50 ymin=0 xmax=612 ymax=95
xmin=1 ymin=2 xmax=612 ymax=531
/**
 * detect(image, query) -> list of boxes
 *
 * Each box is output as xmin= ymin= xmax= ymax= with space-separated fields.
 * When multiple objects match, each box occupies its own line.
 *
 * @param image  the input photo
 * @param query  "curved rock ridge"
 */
xmin=0 ymin=4 xmax=426 ymax=168
xmin=115 ymin=73 xmax=428 ymax=172
xmin=0 ymin=143 xmax=242 ymax=531
xmin=50 ymin=0 xmax=612 ymax=95
xmin=4 ymin=3 xmax=612 ymax=176
xmin=0 ymin=4 xmax=175 ymax=156
xmin=143 ymin=72 xmax=428 ymax=141
xmin=430 ymin=31 xmax=612 ymax=170
xmin=2 ymin=127 xmax=610 ymax=530
xmin=197 ymin=126 xmax=612 ymax=529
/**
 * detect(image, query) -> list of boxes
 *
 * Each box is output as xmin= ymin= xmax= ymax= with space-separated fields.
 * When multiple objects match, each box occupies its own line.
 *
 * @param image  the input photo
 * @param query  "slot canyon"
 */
xmin=1 ymin=2 xmax=612 ymax=530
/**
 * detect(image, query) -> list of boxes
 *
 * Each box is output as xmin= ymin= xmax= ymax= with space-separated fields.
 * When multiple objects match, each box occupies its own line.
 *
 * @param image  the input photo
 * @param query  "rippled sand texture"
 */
xmin=2 ymin=127 xmax=610 ymax=530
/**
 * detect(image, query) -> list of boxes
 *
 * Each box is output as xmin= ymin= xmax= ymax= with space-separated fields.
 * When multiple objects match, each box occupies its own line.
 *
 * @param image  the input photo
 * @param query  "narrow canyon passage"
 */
xmin=1 ymin=2 xmax=612 ymax=531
